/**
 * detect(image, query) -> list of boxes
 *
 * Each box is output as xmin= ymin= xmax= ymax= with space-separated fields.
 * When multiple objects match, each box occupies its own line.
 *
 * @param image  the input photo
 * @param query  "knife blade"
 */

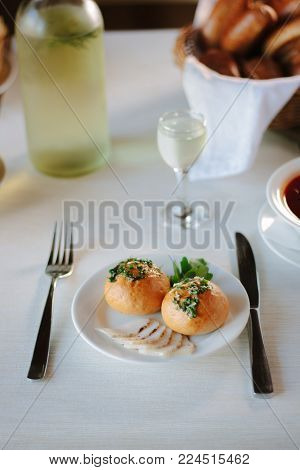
xmin=235 ymin=232 xmax=273 ymax=396
xmin=236 ymin=233 xmax=259 ymax=308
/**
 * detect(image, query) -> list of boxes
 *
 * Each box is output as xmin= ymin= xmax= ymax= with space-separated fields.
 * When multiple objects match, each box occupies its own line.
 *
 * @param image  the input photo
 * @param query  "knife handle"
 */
xmin=248 ymin=308 xmax=273 ymax=396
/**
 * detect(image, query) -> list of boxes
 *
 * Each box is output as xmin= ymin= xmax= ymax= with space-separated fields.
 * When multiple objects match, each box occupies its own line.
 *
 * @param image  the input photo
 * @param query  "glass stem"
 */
xmin=174 ymin=168 xmax=191 ymax=217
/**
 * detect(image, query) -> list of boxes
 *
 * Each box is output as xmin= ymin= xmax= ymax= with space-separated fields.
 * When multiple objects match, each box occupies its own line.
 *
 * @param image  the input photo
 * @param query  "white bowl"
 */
xmin=266 ymin=157 xmax=300 ymax=232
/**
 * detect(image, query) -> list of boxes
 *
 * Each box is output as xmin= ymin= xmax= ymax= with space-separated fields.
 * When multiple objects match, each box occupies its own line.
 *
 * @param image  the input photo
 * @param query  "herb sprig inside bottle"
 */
xmin=172 ymin=277 xmax=212 ymax=319
xmin=108 ymin=258 xmax=161 ymax=282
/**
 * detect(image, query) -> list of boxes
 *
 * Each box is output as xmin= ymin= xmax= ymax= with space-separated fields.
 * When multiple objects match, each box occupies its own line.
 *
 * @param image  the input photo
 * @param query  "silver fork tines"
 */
xmin=27 ymin=222 xmax=74 ymax=380
xmin=46 ymin=222 xmax=73 ymax=276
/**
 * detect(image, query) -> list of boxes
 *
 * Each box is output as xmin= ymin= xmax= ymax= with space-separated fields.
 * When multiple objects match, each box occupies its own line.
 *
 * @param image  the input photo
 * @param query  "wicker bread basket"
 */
xmin=174 ymin=26 xmax=300 ymax=131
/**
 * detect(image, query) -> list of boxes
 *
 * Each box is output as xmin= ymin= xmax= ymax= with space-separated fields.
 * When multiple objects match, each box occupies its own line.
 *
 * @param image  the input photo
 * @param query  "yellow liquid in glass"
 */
xmin=16 ymin=4 xmax=110 ymax=177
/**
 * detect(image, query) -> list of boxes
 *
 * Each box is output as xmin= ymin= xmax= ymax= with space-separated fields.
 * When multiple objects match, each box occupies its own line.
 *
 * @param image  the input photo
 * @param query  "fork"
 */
xmin=27 ymin=222 xmax=74 ymax=380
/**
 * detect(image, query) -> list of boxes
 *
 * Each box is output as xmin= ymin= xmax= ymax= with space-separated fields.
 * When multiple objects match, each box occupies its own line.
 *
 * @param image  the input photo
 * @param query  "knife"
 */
xmin=235 ymin=232 xmax=273 ymax=396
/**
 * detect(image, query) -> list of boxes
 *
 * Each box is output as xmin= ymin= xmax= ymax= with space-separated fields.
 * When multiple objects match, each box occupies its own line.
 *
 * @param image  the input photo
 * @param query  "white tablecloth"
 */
xmin=0 ymin=30 xmax=300 ymax=450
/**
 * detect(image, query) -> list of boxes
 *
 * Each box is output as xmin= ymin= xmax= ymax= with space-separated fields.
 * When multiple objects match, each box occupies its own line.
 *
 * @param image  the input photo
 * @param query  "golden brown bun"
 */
xmin=289 ymin=61 xmax=300 ymax=75
xmin=0 ymin=17 xmax=8 ymax=84
xmin=188 ymin=28 xmax=208 ymax=60
xmin=0 ymin=17 xmax=8 ymax=40
xmin=242 ymin=56 xmax=283 ymax=78
xmin=104 ymin=271 xmax=170 ymax=315
xmin=269 ymin=0 xmax=300 ymax=18
xmin=0 ymin=57 xmax=9 ymax=84
xmin=221 ymin=3 xmax=278 ymax=54
xmin=264 ymin=17 xmax=300 ymax=55
xmin=198 ymin=48 xmax=241 ymax=77
xmin=276 ymin=36 xmax=300 ymax=75
xmin=0 ymin=158 xmax=5 ymax=183
xmin=202 ymin=0 xmax=247 ymax=47
xmin=161 ymin=281 xmax=229 ymax=336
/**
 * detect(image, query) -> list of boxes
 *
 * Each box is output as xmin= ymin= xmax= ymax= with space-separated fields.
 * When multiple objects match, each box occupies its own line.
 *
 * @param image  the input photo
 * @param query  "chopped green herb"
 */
xmin=172 ymin=277 xmax=211 ymax=319
xmin=108 ymin=258 xmax=157 ymax=282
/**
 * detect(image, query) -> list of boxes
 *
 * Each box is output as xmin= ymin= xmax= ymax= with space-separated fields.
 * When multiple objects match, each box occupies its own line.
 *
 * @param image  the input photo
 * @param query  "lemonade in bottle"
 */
xmin=16 ymin=0 xmax=110 ymax=177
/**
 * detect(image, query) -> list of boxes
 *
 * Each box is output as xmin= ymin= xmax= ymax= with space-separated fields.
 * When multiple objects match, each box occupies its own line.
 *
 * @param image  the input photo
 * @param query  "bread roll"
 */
xmin=104 ymin=258 xmax=170 ymax=315
xmin=276 ymin=36 xmax=300 ymax=75
xmin=202 ymin=0 xmax=246 ymax=47
xmin=242 ymin=56 xmax=282 ymax=78
xmin=161 ymin=277 xmax=229 ymax=336
xmin=289 ymin=61 xmax=300 ymax=75
xmin=264 ymin=16 xmax=300 ymax=55
xmin=0 ymin=17 xmax=8 ymax=84
xmin=197 ymin=48 xmax=241 ymax=77
xmin=221 ymin=3 xmax=278 ymax=54
xmin=269 ymin=0 xmax=300 ymax=19
xmin=0 ymin=59 xmax=9 ymax=84
xmin=0 ymin=158 xmax=5 ymax=183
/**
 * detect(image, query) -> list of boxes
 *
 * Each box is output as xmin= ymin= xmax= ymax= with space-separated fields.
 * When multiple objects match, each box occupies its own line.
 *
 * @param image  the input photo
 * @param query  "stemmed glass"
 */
xmin=157 ymin=110 xmax=207 ymax=228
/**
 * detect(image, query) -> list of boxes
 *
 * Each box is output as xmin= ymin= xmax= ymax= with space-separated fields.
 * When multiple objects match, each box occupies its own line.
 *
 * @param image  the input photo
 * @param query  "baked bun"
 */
xmin=104 ymin=258 xmax=170 ymax=315
xmin=269 ymin=0 xmax=300 ymax=19
xmin=161 ymin=277 xmax=229 ymax=336
xmin=242 ymin=56 xmax=282 ymax=78
xmin=289 ymin=62 xmax=300 ymax=75
xmin=202 ymin=0 xmax=246 ymax=47
xmin=198 ymin=49 xmax=241 ymax=77
xmin=0 ymin=158 xmax=5 ymax=183
xmin=221 ymin=3 xmax=278 ymax=54
xmin=0 ymin=17 xmax=8 ymax=84
xmin=276 ymin=36 xmax=300 ymax=75
xmin=264 ymin=16 xmax=300 ymax=55
xmin=188 ymin=28 xmax=207 ymax=58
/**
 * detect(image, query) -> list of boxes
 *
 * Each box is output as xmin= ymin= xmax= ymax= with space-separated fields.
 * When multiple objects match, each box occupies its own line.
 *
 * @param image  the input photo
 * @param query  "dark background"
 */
xmin=0 ymin=1 xmax=196 ymax=32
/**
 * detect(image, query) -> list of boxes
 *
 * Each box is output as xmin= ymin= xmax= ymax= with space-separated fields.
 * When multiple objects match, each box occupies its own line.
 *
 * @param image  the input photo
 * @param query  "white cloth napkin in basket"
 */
xmin=183 ymin=59 xmax=300 ymax=179
xmin=182 ymin=0 xmax=300 ymax=179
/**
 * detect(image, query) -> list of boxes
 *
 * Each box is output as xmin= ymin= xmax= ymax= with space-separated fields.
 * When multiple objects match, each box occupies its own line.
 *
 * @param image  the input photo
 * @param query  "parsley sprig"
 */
xmin=170 ymin=257 xmax=213 ymax=286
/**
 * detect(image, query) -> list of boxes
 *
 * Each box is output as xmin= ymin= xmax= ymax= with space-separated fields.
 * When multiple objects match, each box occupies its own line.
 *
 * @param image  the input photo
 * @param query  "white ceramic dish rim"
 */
xmin=266 ymin=157 xmax=300 ymax=231
xmin=71 ymin=256 xmax=250 ymax=363
xmin=258 ymin=202 xmax=300 ymax=269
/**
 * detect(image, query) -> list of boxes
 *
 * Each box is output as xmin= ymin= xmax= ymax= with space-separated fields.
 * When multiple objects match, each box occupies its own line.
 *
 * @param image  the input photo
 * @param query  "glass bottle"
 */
xmin=16 ymin=0 xmax=110 ymax=177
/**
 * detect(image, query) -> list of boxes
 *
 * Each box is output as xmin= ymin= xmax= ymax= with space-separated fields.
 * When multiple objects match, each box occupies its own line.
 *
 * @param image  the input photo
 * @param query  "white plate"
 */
xmin=71 ymin=254 xmax=250 ymax=363
xmin=258 ymin=202 xmax=300 ymax=268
